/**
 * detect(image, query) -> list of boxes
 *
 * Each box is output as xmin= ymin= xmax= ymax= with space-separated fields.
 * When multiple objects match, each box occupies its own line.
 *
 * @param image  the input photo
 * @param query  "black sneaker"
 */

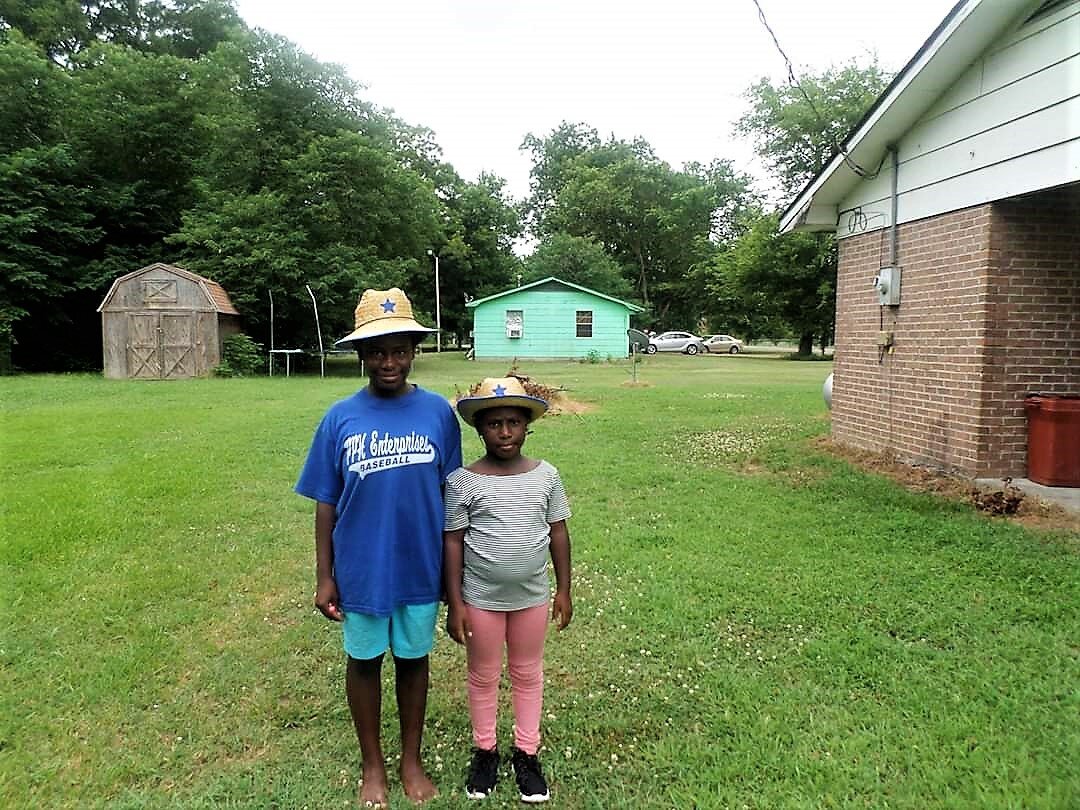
xmin=510 ymin=746 xmax=550 ymax=803
xmin=466 ymin=747 xmax=499 ymax=799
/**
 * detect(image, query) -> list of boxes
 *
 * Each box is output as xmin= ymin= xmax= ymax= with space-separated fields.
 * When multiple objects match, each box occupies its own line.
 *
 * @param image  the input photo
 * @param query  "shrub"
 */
xmin=215 ymin=334 xmax=264 ymax=377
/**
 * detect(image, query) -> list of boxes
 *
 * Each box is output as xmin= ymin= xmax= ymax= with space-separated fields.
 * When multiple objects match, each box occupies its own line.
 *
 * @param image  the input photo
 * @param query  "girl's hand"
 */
xmin=551 ymin=591 xmax=573 ymax=630
xmin=446 ymin=602 xmax=470 ymax=645
xmin=315 ymin=577 xmax=344 ymax=622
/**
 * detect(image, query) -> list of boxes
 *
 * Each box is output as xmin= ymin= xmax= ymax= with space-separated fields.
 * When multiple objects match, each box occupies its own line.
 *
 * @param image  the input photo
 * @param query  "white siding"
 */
xmin=837 ymin=2 xmax=1080 ymax=239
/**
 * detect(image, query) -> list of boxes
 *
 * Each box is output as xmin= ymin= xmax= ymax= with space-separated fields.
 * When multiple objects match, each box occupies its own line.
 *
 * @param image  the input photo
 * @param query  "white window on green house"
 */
xmin=576 ymin=310 xmax=593 ymax=338
xmin=506 ymin=310 xmax=523 ymax=338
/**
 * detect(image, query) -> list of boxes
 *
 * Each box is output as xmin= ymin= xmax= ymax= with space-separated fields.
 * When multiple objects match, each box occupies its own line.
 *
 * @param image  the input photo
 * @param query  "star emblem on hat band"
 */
xmin=381 ymin=299 xmax=396 ymax=313
xmin=493 ymin=385 xmax=507 ymax=396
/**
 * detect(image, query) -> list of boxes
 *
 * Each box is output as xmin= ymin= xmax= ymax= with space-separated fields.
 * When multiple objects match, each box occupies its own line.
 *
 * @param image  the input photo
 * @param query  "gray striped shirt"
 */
xmin=444 ymin=460 xmax=571 ymax=611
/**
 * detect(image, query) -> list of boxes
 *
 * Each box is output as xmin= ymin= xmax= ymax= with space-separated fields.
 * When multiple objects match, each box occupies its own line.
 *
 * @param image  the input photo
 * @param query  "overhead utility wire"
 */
xmin=749 ymin=0 xmax=879 ymax=180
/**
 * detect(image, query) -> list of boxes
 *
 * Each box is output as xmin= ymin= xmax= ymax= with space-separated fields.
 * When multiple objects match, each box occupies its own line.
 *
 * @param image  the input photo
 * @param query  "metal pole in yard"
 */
xmin=268 ymin=289 xmax=274 ymax=376
xmin=428 ymin=249 xmax=442 ymax=352
xmin=306 ymin=284 xmax=325 ymax=378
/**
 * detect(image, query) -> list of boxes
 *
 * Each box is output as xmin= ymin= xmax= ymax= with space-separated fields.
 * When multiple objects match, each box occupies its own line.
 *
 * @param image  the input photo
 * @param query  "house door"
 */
xmin=126 ymin=312 xmax=196 ymax=378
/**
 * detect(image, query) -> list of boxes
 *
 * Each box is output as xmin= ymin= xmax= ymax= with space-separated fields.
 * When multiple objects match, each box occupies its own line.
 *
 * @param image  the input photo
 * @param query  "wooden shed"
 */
xmin=467 ymin=277 xmax=643 ymax=360
xmin=98 ymin=263 xmax=241 ymax=379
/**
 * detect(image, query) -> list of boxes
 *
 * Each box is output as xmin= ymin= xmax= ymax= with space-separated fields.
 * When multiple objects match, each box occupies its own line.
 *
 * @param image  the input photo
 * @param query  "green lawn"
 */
xmin=2 ymin=355 xmax=1077 ymax=809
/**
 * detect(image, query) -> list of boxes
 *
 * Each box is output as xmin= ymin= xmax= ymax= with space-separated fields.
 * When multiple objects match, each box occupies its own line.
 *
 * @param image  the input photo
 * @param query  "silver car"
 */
xmin=702 ymin=334 xmax=744 ymax=354
xmin=646 ymin=331 xmax=706 ymax=355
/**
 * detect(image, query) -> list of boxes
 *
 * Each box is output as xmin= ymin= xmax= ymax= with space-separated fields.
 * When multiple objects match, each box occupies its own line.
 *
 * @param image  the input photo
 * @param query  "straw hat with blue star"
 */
xmin=335 ymin=287 xmax=436 ymax=347
xmin=455 ymin=376 xmax=549 ymax=426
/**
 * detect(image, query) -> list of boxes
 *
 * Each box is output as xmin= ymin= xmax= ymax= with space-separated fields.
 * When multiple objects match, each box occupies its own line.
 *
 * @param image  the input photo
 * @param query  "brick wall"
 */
xmin=831 ymin=184 xmax=1080 ymax=478
xmin=984 ymin=186 xmax=1080 ymax=473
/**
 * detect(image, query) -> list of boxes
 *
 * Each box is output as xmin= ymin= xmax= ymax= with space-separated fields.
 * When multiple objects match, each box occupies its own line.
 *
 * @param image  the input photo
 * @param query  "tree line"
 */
xmin=0 ymin=0 xmax=888 ymax=371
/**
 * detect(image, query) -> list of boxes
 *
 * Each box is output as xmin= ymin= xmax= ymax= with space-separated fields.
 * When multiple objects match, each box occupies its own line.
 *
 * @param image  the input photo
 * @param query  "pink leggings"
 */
xmin=465 ymin=602 xmax=548 ymax=755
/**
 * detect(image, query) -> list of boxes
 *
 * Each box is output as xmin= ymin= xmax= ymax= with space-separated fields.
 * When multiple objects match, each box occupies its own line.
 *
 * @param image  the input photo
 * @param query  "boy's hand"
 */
xmin=315 ymin=578 xmax=344 ymax=622
xmin=551 ymin=591 xmax=573 ymax=630
xmin=445 ymin=602 xmax=470 ymax=645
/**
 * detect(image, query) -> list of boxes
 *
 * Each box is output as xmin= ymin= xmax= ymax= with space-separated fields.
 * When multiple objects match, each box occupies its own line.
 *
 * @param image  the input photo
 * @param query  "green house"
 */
xmin=467 ymin=277 xmax=643 ymax=360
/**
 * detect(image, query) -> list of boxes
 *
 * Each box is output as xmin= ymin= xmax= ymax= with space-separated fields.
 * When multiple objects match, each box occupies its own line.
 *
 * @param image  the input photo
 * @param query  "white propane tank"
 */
xmin=823 ymin=372 xmax=833 ymax=410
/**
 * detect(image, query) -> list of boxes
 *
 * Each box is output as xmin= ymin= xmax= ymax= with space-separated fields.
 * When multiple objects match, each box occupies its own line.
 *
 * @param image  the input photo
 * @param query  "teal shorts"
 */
xmin=342 ymin=602 xmax=439 ymax=661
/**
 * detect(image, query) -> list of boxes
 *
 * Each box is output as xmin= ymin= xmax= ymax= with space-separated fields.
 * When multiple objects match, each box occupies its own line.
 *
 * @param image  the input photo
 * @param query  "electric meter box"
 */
xmin=874 ymin=266 xmax=901 ymax=306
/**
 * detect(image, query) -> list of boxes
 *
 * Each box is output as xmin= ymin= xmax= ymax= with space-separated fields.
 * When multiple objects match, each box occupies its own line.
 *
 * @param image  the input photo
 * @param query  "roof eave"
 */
xmin=779 ymin=0 xmax=1026 ymax=233
xmin=781 ymin=200 xmax=842 ymax=233
xmin=467 ymin=276 xmax=644 ymax=311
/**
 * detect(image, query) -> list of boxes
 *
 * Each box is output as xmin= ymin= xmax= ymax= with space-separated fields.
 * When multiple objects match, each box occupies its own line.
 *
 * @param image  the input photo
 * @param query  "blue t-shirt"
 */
xmin=295 ymin=385 xmax=463 ymax=615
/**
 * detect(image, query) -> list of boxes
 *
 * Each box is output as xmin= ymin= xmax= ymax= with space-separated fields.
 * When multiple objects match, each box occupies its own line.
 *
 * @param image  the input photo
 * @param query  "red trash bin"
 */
xmin=1024 ymin=394 xmax=1080 ymax=487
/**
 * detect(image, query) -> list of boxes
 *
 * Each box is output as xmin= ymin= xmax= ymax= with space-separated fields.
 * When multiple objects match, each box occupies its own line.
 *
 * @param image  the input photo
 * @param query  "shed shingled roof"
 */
xmin=97 ymin=263 xmax=240 ymax=315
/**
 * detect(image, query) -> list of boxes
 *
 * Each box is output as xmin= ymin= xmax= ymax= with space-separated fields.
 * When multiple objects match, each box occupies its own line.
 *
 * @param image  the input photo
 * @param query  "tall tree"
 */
xmin=423 ymin=172 xmax=521 ymax=345
xmin=170 ymin=129 xmax=443 ymax=350
xmin=736 ymin=58 xmax=890 ymax=199
xmin=0 ymin=0 xmax=87 ymax=60
xmin=189 ymin=30 xmax=373 ymax=196
xmin=522 ymin=233 xmax=634 ymax=300
xmin=0 ymin=146 xmax=101 ymax=372
xmin=541 ymin=146 xmax=751 ymax=325
xmin=521 ymin=122 xmax=661 ymax=239
xmin=0 ymin=32 xmax=100 ymax=371
xmin=520 ymin=121 xmax=601 ymax=235
xmin=731 ymin=58 xmax=888 ymax=353
xmin=701 ymin=211 xmax=834 ymax=353
xmin=68 ymin=42 xmax=209 ymax=287
xmin=0 ymin=29 xmax=68 ymax=152
xmin=145 ymin=0 xmax=243 ymax=59
xmin=0 ymin=0 xmax=242 ymax=61
xmin=521 ymin=123 xmax=754 ymax=329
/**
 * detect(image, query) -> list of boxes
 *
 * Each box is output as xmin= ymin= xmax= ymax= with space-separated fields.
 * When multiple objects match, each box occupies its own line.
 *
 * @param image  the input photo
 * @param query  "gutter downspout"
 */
xmin=890 ymin=145 xmax=899 ymax=265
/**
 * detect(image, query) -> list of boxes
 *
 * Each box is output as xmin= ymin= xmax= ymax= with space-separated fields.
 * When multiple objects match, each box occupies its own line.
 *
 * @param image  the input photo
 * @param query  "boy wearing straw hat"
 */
xmin=296 ymin=288 xmax=462 ymax=807
xmin=443 ymin=377 xmax=573 ymax=803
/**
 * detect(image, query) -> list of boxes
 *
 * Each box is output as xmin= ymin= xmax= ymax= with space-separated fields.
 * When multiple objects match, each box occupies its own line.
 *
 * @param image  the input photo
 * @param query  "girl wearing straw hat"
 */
xmin=295 ymin=288 xmax=463 ymax=807
xmin=443 ymin=377 xmax=573 ymax=803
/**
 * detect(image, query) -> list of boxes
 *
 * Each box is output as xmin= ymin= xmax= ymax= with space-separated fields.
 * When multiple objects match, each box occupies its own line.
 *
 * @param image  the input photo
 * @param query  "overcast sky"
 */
xmin=232 ymin=0 xmax=957 ymax=201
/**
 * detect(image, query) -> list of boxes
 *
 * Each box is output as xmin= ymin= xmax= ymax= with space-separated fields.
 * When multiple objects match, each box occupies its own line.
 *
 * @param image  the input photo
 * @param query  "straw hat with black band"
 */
xmin=456 ymin=377 xmax=548 ymax=426
xmin=335 ymin=287 xmax=436 ymax=347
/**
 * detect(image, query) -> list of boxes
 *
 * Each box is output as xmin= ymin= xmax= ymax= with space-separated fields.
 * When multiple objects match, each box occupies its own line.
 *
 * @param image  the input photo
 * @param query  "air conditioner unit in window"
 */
xmin=507 ymin=327 xmax=522 ymax=338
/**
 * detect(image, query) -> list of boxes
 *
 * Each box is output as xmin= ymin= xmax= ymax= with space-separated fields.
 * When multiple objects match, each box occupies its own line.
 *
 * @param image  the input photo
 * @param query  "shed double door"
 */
xmin=127 ymin=312 xmax=197 ymax=379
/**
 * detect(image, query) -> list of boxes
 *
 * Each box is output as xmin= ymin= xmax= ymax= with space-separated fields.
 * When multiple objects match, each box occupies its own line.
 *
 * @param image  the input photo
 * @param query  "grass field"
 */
xmin=2 ymin=354 xmax=1077 ymax=809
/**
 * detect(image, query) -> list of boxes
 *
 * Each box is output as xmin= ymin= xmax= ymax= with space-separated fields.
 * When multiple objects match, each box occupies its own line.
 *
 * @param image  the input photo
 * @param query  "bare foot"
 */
xmin=358 ymin=761 xmax=389 ymax=808
xmin=400 ymin=759 xmax=438 ymax=804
